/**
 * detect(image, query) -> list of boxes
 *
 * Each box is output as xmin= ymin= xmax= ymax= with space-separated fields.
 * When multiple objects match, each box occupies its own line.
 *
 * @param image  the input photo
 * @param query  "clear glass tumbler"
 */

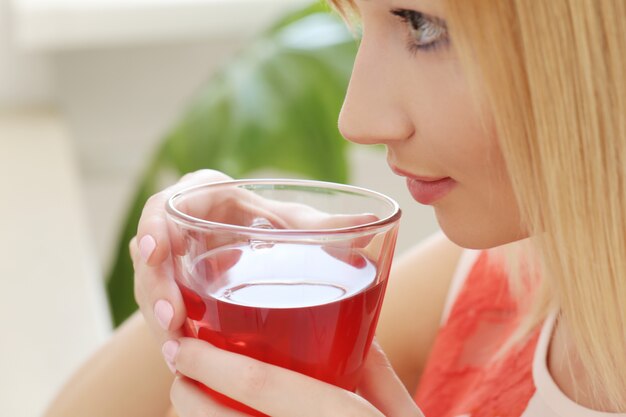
xmin=166 ymin=179 xmax=401 ymax=416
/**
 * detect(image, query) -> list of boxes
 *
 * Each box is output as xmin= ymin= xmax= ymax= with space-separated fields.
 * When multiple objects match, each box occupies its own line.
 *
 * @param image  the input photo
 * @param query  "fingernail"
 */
xmin=154 ymin=299 xmax=174 ymax=330
xmin=165 ymin=360 xmax=176 ymax=374
xmin=139 ymin=235 xmax=156 ymax=263
xmin=162 ymin=340 xmax=180 ymax=367
xmin=162 ymin=340 xmax=179 ymax=362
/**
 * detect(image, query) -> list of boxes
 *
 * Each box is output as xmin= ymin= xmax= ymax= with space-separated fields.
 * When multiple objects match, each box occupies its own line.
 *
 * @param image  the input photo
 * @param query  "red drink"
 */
xmin=176 ymin=242 xmax=389 ymax=416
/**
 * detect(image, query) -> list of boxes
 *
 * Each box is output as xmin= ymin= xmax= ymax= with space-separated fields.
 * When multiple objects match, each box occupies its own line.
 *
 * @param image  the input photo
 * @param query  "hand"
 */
xmin=129 ymin=170 xmax=378 ymax=363
xmin=165 ymin=337 xmax=425 ymax=417
xmin=130 ymin=170 xmax=234 ymax=356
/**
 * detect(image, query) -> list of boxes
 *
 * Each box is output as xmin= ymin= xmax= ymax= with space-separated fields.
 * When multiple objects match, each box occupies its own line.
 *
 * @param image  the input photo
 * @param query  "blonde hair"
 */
xmin=329 ymin=0 xmax=626 ymax=410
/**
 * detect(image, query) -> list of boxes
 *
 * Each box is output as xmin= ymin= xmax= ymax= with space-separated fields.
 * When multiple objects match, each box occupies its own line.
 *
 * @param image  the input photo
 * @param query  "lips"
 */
xmin=389 ymin=164 xmax=457 ymax=205
xmin=406 ymin=177 xmax=456 ymax=204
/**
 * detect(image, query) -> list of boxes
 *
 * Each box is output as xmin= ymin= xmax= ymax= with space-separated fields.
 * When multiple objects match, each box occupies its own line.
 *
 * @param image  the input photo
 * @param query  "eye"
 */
xmin=390 ymin=9 xmax=449 ymax=54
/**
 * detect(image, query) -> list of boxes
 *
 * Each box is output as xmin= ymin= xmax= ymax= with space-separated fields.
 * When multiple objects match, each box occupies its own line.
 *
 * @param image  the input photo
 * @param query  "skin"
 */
xmin=339 ymin=0 xmax=525 ymax=249
xmin=44 ymin=0 xmax=603 ymax=415
xmin=140 ymin=0 xmax=528 ymax=414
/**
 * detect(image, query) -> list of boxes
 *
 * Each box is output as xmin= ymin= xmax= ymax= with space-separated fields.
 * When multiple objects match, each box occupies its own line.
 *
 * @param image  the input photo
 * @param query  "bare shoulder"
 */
xmin=376 ymin=231 xmax=464 ymax=393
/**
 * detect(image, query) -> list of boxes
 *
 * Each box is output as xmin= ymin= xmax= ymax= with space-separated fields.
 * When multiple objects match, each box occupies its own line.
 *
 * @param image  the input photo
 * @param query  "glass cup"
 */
xmin=166 ymin=179 xmax=401 ymax=416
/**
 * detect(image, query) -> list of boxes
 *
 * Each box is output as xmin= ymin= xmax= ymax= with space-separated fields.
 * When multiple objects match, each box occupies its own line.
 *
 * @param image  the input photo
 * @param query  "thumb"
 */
xmin=318 ymin=214 xmax=378 ymax=268
xmin=357 ymin=340 xmax=425 ymax=417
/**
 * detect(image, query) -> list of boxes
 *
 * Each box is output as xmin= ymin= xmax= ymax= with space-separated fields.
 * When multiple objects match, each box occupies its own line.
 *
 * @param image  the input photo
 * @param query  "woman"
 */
xmin=45 ymin=0 xmax=626 ymax=416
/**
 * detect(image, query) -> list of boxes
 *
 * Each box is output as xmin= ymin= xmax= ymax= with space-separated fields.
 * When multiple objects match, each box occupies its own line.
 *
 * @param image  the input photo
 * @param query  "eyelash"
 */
xmin=390 ymin=9 xmax=449 ymax=54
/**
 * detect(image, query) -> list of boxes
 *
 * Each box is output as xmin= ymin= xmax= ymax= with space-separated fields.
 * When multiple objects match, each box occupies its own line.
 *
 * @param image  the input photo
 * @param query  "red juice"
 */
xmin=175 ymin=242 xmax=389 ymax=416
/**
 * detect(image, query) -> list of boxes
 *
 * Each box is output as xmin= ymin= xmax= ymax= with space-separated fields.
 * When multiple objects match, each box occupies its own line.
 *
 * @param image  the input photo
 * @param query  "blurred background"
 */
xmin=0 ymin=0 xmax=437 ymax=415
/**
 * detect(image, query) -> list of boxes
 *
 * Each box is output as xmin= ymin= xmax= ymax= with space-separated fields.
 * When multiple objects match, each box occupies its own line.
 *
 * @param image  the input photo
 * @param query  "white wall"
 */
xmin=54 ymin=39 xmax=249 ymax=268
xmin=0 ymin=111 xmax=111 ymax=417
xmin=0 ymin=0 xmax=54 ymax=107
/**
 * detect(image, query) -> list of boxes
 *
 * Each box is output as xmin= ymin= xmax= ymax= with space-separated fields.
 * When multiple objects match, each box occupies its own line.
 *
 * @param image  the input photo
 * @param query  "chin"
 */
xmin=434 ymin=210 xmax=529 ymax=250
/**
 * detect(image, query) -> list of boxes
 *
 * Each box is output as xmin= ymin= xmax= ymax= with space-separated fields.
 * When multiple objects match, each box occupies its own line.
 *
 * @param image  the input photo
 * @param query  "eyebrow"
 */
xmin=357 ymin=0 xmax=442 ymax=16
xmin=386 ymin=0 xmax=438 ymax=16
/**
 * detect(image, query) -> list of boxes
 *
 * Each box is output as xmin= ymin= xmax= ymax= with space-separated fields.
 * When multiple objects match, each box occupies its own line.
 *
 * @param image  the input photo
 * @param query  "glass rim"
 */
xmin=165 ymin=178 xmax=402 ymax=237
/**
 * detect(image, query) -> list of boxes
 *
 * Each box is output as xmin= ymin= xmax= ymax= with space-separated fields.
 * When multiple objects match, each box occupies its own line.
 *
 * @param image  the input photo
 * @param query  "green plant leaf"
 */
xmin=106 ymin=1 xmax=359 ymax=326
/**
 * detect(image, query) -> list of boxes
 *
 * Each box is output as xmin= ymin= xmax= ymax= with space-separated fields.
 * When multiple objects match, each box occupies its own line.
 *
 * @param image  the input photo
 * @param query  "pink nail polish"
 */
xmin=165 ymin=360 xmax=176 ymax=374
xmin=162 ymin=340 xmax=180 ymax=363
xmin=154 ymin=300 xmax=174 ymax=330
xmin=139 ymin=235 xmax=156 ymax=262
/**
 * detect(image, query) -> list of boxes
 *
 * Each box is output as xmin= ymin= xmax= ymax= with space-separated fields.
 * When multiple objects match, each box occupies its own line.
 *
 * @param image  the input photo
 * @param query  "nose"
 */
xmin=338 ymin=35 xmax=415 ymax=145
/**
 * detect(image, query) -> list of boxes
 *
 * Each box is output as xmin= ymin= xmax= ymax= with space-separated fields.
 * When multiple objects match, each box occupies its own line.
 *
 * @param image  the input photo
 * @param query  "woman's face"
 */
xmin=338 ymin=0 xmax=526 ymax=249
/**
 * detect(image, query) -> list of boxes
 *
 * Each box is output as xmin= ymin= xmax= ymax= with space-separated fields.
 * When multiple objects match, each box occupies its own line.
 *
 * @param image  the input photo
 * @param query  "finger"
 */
xmin=170 ymin=376 xmax=250 ymax=417
xmin=131 ymin=237 xmax=187 ymax=337
xmin=357 ymin=340 xmax=425 ymax=417
xmin=171 ymin=338 xmax=385 ymax=417
xmin=137 ymin=169 xmax=232 ymax=266
xmin=315 ymin=213 xmax=380 ymax=251
xmin=260 ymin=203 xmax=380 ymax=265
xmin=312 ymin=213 xmax=379 ymax=231
xmin=163 ymin=179 xmax=290 ymax=258
xmin=314 ymin=213 xmax=379 ymax=268
xmin=322 ymin=246 xmax=368 ymax=268
xmin=263 ymin=200 xmax=379 ymax=235
xmin=129 ymin=236 xmax=140 ymax=265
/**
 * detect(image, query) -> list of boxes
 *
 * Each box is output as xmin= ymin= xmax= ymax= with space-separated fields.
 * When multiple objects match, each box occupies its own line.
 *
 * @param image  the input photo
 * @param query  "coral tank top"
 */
xmin=413 ymin=250 xmax=626 ymax=417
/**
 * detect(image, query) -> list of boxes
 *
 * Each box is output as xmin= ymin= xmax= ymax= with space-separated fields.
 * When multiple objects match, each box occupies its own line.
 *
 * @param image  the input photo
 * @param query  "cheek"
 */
xmin=409 ymin=70 xmax=528 ymax=248
xmin=406 ymin=61 xmax=494 ymax=172
xmin=434 ymin=129 xmax=527 ymax=249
